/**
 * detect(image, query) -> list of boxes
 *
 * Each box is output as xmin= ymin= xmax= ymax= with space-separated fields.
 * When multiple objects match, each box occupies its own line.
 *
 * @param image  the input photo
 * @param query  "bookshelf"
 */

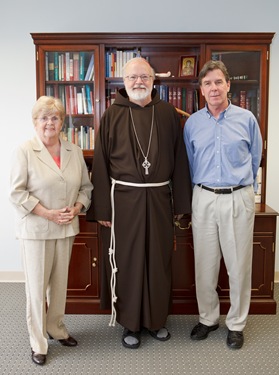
xmin=31 ymin=32 xmax=277 ymax=314
xmin=33 ymin=44 xmax=100 ymax=160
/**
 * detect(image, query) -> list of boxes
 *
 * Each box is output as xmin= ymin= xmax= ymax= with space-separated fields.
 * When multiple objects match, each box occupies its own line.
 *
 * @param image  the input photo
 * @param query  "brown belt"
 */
xmin=197 ymin=184 xmax=245 ymax=194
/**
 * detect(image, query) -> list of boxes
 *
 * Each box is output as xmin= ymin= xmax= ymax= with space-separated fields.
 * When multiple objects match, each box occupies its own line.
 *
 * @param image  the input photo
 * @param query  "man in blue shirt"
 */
xmin=183 ymin=60 xmax=262 ymax=349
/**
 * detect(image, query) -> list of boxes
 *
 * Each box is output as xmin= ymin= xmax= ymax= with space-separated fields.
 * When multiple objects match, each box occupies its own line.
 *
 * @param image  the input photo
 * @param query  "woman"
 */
xmin=9 ymin=96 xmax=93 ymax=365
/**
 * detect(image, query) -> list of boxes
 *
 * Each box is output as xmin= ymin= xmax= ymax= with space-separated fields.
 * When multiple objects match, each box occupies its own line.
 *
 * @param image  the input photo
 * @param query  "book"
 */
xmin=193 ymin=89 xmax=199 ymax=112
xmin=74 ymin=127 xmax=79 ymax=145
xmin=45 ymin=52 xmax=49 ymax=81
xmin=110 ymin=52 xmax=115 ymax=77
xmin=81 ymin=86 xmax=88 ymax=114
xmin=80 ymin=125 xmax=84 ymax=149
xmin=186 ymin=89 xmax=194 ymax=114
xmin=48 ymin=53 xmax=54 ymax=81
xmin=58 ymin=53 xmax=64 ymax=81
xmin=84 ymin=54 xmax=94 ymax=81
xmin=240 ymin=91 xmax=246 ymax=108
xmin=168 ymin=87 xmax=173 ymax=105
xmin=177 ymin=87 xmax=182 ymax=109
xmin=54 ymin=52 xmax=59 ymax=81
xmin=159 ymin=85 xmax=167 ymax=101
xmin=65 ymin=52 xmax=70 ymax=81
xmin=65 ymin=86 xmax=70 ymax=114
xmin=77 ymin=92 xmax=83 ymax=114
xmin=89 ymin=127 xmax=94 ymax=149
xmin=79 ymin=52 xmax=85 ymax=80
xmin=69 ymin=55 xmax=74 ymax=81
xmin=58 ymin=85 xmax=65 ymax=108
xmin=90 ymin=89 xmax=94 ymax=114
xmin=182 ymin=88 xmax=186 ymax=111
xmin=110 ymin=90 xmax=116 ymax=105
xmin=172 ymin=87 xmax=177 ymax=107
xmin=53 ymin=85 xmax=59 ymax=99
xmin=46 ymin=85 xmax=53 ymax=96
xmin=73 ymin=86 xmax=78 ymax=114
xmin=85 ymin=84 xmax=93 ymax=114
xmin=73 ymin=52 xmax=80 ymax=80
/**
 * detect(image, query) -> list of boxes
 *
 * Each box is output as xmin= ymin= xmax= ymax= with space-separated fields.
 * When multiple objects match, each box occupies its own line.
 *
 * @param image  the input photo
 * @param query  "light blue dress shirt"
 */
xmin=183 ymin=102 xmax=262 ymax=190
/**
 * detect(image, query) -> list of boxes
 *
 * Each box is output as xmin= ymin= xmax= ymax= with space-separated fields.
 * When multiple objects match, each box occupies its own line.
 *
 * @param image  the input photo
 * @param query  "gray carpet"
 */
xmin=0 ymin=282 xmax=278 ymax=374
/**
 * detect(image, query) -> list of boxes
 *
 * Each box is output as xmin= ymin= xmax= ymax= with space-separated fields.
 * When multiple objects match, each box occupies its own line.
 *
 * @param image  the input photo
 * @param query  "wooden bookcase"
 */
xmin=31 ymin=32 xmax=277 ymax=314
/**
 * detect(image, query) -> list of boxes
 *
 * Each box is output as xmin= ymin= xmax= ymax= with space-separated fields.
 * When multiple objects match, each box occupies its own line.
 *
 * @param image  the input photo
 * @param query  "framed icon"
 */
xmin=179 ymin=56 xmax=197 ymax=77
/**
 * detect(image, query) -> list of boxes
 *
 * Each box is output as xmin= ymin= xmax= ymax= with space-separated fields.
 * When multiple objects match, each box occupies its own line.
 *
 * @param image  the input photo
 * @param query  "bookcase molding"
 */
xmin=31 ymin=32 xmax=277 ymax=315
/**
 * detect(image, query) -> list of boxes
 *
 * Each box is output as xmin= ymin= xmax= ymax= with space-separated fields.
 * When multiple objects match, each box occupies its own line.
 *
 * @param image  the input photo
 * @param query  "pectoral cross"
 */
xmin=142 ymin=157 xmax=151 ymax=175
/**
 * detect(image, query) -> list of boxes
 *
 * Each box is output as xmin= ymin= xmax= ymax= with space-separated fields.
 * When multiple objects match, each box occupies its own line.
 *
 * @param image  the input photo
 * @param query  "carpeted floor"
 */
xmin=0 ymin=282 xmax=278 ymax=374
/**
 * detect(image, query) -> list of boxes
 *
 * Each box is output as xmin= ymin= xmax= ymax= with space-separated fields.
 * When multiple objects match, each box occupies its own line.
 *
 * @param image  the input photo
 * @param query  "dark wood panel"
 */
xmin=30 ymin=32 xmax=277 ymax=314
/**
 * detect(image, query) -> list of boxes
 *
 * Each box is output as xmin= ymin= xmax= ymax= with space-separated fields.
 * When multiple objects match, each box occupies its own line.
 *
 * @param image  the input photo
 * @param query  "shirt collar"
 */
xmin=205 ymin=100 xmax=231 ymax=119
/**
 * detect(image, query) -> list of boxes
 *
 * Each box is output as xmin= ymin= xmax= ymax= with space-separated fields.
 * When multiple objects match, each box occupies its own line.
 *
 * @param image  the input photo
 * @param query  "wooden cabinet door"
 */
xmin=172 ymin=215 xmax=198 ymax=314
xmin=66 ymin=216 xmax=100 ymax=313
xmin=171 ymin=210 xmax=277 ymax=314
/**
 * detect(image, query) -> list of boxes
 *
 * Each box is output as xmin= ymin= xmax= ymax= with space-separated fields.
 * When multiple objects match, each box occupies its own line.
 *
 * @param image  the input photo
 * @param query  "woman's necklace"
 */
xmin=129 ymin=105 xmax=154 ymax=175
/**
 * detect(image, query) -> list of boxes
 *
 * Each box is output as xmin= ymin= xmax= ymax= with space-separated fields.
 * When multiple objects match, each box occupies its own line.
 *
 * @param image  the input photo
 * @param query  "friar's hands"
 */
xmin=98 ymin=220 xmax=112 ymax=228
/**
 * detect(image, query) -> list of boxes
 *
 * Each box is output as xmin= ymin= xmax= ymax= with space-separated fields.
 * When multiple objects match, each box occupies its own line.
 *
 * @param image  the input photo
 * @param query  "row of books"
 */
xmin=46 ymin=84 xmax=94 ymax=115
xmin=155 ymin=85 xmax=198 ymax=115
xmin=105 ymin=48 xmax=142 ymax=78
xmin=61 ymin=125 xmax=94 ymax=150
xmin=105 ymin=85 xmax=199 ymax=114
xmin=228 ymin=89 xmax=260 ymax=118
xmin=46 ymin=52 xmax=94 ymax=82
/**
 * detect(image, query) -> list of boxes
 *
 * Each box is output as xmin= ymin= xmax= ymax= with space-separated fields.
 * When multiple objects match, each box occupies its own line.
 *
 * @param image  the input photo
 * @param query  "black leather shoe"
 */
xmin=48 ymin=333 xmax=78 ymax=346
xmin=58 ymin=336 xmax=78 ymax=347
xmin=227 ymin=330 xmax=244 ymax=349
xmin=190 ymin=322 xmax=219 ymax=340
xmin=31 ymin=350 xmax=46 ymax=365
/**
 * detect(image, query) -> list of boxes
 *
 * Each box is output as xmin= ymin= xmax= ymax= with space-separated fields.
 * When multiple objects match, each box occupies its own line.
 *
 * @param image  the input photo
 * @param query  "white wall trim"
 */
xmin=0 ymin=271 xmax=278 ymax=284
xmin=0 ymin=271 xmax=25 ymax=282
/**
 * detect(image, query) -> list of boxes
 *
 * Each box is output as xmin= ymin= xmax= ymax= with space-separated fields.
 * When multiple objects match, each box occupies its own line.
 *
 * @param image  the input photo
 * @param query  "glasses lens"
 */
xmin=126 ymin=75 xmax=151 ymax=82
xmin=39 ymin=116 xmax=60 ymax=122
xmin=140 ymin=75 xmax=150 ymax=81
xmin=128 ymin=75 xmax=137 ymax=81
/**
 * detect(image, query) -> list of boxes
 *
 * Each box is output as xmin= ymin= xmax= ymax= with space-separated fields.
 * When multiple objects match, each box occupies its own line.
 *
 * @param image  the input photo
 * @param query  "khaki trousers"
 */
xmin=20 ymin=237 xmax=74 ymax=354
xmin=192 ymin=185 xmax=255 ymax=331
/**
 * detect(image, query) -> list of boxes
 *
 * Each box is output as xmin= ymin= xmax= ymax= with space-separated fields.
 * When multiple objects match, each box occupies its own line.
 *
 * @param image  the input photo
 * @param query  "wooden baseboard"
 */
xmin=0 ymin=271 xmax=25 ymax=282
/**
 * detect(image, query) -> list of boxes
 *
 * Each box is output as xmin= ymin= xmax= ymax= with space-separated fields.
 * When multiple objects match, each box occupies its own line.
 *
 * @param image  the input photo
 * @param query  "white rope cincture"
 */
xmin=108 ymin=177 xmax=170 ymax=327
xmin=108 ymin=178 xmax=118 ymax=326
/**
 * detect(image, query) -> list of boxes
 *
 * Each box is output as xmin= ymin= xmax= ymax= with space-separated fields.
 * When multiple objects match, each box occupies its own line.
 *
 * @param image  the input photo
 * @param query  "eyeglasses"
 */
xmin=37 ymin=116 xmax=61 ymax=123
xmin=125 ymin=75 xmax=153 ymax=82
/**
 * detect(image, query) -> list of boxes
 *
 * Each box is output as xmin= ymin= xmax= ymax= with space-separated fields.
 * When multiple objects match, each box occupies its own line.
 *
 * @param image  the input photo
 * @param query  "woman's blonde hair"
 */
xmin=32 ymin=96 xmax=65 ymax=124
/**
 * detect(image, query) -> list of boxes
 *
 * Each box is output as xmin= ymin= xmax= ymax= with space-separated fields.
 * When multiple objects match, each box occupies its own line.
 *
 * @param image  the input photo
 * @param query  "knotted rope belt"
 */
xmin=108 ymin=178 xmax=170 ymax=327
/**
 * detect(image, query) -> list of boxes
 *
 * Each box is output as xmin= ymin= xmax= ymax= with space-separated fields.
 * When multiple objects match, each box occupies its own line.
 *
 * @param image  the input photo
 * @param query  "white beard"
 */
xmin=126 ymin=86 xmax=152 ymax=101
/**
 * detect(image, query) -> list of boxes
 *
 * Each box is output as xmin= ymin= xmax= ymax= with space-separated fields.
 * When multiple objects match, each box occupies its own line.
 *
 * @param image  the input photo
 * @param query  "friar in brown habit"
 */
xmin=86 ymin=57 xmax=192 ymax=349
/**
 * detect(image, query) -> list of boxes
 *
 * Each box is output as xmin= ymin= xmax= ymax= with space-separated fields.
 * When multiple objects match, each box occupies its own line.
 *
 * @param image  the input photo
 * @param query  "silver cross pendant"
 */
xmin=142 ymin=158 xmax=151 ymax=175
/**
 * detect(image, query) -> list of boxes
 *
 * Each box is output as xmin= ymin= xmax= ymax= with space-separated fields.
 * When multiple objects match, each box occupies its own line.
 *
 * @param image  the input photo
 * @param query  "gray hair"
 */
xmin=198 ymin=60 xmax=230 ymax=86
xmin=122 ymin=57 xmax=155 ymax=80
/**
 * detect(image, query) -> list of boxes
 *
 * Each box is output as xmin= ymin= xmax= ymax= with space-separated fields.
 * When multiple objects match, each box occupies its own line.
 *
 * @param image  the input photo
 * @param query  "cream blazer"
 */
xmin=10 ymin=136 xmax=93 ymax=240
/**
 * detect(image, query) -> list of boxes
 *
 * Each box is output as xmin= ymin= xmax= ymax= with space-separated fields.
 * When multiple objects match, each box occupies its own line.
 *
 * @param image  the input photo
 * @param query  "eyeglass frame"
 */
xmin=124 ymin=74 xmax=154 ymax=82
xmin=36 ymin=115 xmax=61 ymax=123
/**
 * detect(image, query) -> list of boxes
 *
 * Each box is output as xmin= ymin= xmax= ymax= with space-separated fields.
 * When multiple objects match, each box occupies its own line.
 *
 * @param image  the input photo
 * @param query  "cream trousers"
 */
xmin=20 ymin=237 xmax=74 ymax=354
xmin=192 ymin=184 xmax=255 ymax=331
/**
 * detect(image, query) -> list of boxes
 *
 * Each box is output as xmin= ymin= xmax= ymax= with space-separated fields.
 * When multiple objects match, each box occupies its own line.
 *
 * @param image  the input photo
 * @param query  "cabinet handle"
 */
xmin=92 ymin=257 xmax=98 ymax=267
xmin=174 ymin=221 xmax=191 ymax=230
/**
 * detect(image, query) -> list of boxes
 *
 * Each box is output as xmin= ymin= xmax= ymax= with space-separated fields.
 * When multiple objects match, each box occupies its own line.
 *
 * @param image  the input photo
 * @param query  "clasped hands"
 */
xmin=52 ymin=206 xmax=81 ymax=225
